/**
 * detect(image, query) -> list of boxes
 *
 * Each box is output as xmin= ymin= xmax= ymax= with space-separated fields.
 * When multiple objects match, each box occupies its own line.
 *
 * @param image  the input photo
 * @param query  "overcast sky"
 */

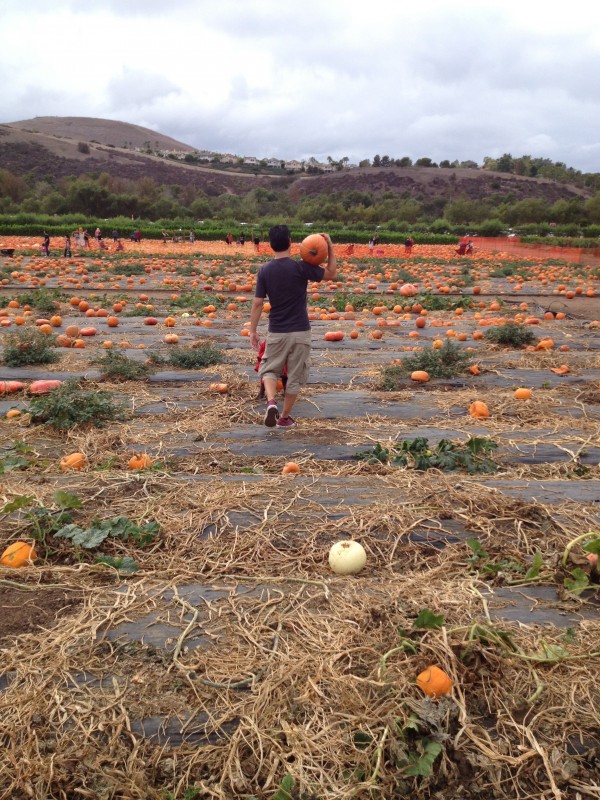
xmin=2 ymin=0 xmax=600 ymax=172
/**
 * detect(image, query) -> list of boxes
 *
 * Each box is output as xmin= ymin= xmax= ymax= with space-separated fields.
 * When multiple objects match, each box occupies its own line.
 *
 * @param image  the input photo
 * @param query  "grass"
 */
xmin=27 ymin=379 xmax=128 ymax=429
xmin=1 ymin=327 xmax=61 ymax=367
xmin=15 ymin=288 xmax=66 ymax=313
xmin=379 ymin=340 xmax=472 ymax=387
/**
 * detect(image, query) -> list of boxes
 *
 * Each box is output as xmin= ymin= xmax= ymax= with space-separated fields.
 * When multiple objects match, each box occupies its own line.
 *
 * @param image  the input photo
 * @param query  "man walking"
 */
xmin=249 ymin=225 xmax=337 ymax=429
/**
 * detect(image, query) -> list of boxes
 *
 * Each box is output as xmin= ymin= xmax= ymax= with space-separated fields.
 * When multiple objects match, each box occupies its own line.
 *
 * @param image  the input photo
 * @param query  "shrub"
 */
xmin=354 ymin=437 xmax=498 ymax=474
xmin=2 ymin=327 xmax=61 ymax=367
xmin=379 ymin=340 xmax=471 ymax=388
xmin=151 ymin=342 xmax=225 ymax=369
xmin=16 ymin=289 xmax=66 ymax=313
xmin=484 ymin=322 xmax=537 ymax=348
xmin=27 ymin=379 xmax=127 ymax=429
xmin=92 ymin=351 xmax=155 ymax=381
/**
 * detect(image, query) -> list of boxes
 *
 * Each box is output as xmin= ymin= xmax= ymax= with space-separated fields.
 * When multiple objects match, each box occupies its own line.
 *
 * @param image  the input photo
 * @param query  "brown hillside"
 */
xmin=0 ymin=117 xmax=593 ymax=204
xmin=7 ymin=116 xmax=198 ymax=152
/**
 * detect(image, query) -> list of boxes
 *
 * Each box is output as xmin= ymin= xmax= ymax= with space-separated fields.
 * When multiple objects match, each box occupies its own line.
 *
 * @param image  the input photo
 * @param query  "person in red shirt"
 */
xmin=249 ymin=225 xmax=337 ymax=428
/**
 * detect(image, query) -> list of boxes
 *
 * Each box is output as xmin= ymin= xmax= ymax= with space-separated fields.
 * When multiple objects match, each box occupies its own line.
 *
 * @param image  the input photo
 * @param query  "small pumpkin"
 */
xmin=1 ymin=541 xmax=37 ymax=569
xmin=410 ymin=370 xmax=430 ymax=382
xmin=60 ymin=452 xmax=87 ymax=471
xmin=144 ymin=317 xmax=158 ymax=326
xmin=164 ymin=333 xmax=179 ymax=344
xmin=282 ymin=461 xmax=301 ymax=475
xmin=5 ymin=409 xmax=22 ymax=420
xmin=416 ymin=665 xmax=453 ymax=698
xmin=324 ymin=331 xmax=344 ymax=341
xmin=299 ymin=233 xmax=328 ymax=266
xmin=128 ymin=453 xmax=152 ymax=471
xmin=209 ymin=382 xmax=229 ymax=393
xmin=469 ymin=400 xmax=490 ymax=419
xmin=328 ymin=540 xmax=367 ymax=575
xmin=514 ymin=388 xmax=532 ymax=400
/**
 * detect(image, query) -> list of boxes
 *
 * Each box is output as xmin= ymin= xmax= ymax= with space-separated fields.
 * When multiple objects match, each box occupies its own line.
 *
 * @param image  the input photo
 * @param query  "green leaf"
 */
xmin=525 ymin=550 xmax=544 ymax=579
xmin=582 ymin=536 xmax=600 ymax=555
xmin=95 ymin=555 xmax=140 ymax=574
xmin=53 ymin=490 xmax=82 ymax=510
xmin=0 ymin=456 xmax=30 ymax=473
xmin=54 ymin=524 xmax=109 ymax=549
xmin=273 ymin=773 xmax=294 ymax=800
xmin=412 ymin=608 xmax=445 ymax=629
xmin=466 ymin=538 xmax=488 ymax=559
xmin=2 ymin=495 xmax=35 ymax=513
xmin=564 ymin=568 xmax=590 ymax=596
xmin=528 ymin=642 xmax=569 ymax=663
xmin=402 ymin=740 xmax=443 ymax=776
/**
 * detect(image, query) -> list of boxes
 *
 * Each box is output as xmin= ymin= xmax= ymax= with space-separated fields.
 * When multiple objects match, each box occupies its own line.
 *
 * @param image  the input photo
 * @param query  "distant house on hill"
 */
xmin=266 ymin=158 xmax=282 ymax=168
xmin=220 ymin=154 xmax=237 ymax=164
xmin=243 ymin=156 xmax=260 ymax=165
xmin=284 ymin=160 xmax=303 ymax=171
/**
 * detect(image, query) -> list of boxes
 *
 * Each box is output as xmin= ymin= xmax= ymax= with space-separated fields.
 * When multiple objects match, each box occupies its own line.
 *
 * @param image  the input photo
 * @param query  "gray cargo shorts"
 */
xmin=258 ymin=331 xmax=312 ymax=394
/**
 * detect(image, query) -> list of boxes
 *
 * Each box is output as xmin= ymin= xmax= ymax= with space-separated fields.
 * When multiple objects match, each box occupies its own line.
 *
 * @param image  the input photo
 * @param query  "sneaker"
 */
xmin=276 ymin=416 xmax=296 ymax=429
xmin=264 ymin=401 xmax=279 ymax=427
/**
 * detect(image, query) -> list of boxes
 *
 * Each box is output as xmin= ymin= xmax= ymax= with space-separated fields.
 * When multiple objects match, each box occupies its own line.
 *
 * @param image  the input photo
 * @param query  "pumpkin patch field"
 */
xmin=0 ymin=238 xmax=599 ymax=800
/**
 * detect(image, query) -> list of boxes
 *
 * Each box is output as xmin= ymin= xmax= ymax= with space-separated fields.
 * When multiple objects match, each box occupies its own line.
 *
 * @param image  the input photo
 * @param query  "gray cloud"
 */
xmin=2 ymin=0 xmax=600 ymax=172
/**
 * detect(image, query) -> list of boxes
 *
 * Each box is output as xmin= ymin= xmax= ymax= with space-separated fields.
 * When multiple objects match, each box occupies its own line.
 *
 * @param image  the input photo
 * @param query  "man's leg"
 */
xmin=281 ymin=392 xmax=298 ymax=418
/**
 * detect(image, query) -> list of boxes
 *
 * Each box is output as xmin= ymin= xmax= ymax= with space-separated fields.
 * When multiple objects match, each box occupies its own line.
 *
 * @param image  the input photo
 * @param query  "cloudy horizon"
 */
xmin=2 ymin=0 xmax=600 ymax=172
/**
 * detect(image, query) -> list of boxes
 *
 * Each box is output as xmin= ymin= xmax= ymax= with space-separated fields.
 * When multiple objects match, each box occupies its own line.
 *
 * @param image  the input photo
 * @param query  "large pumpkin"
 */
xmin=29 ymin=379 xmax=62 ymax=395
xmin=1 ymin=541 xmax=37 ymax=568
xmin=300 ymin=234 xmax=328 ymax=266
xmin=469 ymin=400 xmax=490 ymax=419
xmin=0 ymin=380 xmax=25 ymax=395
xmin=60 ymin=452 xmax=87 ymax=471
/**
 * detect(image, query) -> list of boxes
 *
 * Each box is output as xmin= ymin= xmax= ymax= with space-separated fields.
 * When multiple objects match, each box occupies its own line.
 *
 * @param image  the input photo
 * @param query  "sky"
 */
xmin=2 ymin=0 xmax=600 ymax=172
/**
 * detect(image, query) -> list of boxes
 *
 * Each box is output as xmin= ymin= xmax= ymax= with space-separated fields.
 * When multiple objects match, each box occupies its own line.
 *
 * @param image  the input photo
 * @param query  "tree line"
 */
xmin=1 ymin=166 xmax=600 ymax=236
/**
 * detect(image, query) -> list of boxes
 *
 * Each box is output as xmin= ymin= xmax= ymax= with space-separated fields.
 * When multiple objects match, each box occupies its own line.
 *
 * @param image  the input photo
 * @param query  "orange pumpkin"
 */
xmin=410 ymin=371 xmax=430 ymax=382
xmin=469 ymin=400 xmax=490 ymax=419
xmin=0 ymin=380 xmax=25 ymax=395
xmin=164 ymin=333 xmax=179 ymax=344
xmin=5 ymin=409 xmax=22 ymax=419
xmin=324 ymin=331 xmax=344 ymax=341
xmin=60 ymin=452 xmax=87 ymax=471
xmin=299 ymin=234 xmax=328 ymax=266
xmin=209 ymin=382 xmax=229 ymax=393
xmin=514 ymin=388 xmax=532 ymax=400
xmin=128 ymin=453 xmax=152 ymax=470
xmin=107 ymin=316 xmax=119 ymax=327
xmin=28 ymin=379 xmax=62 ymax=395
xmin=144 ymin=317 xmax=158 ymax=325
xmin=50 ymin=315 xmax=63 ymax=327
xmin=416 ymin=665 xmax=453 ymax=698
xmin=1 ymin=541 xmax=37 ymax=568
xmin=282 ymin=462 xmax=301 ymax=475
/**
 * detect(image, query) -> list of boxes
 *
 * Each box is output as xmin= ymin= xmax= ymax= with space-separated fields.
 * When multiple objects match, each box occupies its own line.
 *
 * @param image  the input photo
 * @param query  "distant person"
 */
xmin=466 ymin=240 xmax=474 ymax=255
xmin=189 ymin=230 xmax=195 ymax=244
xmin=368 ymin=238 xmax=374 ymax=253
xmin=112 ymin=229 xmax=119 ymax=242
xmin=404 ymin=236 xmax=414 ymax=255
xmin=42 ymin=232 xmax=50 ymax=257
xmin=83 ymin=230 xmax=90 ymax=249
xmin=225 ymin=232 xmax=234 ymax=246
xmin=456 ymin=241 xmax=467 ymax=255
xmin=95 ymin=227 xmax=101 ymax=242
xmin=252 ymin=231 xmax=260 ymax=253
xmin=115 ymin=239 xmax=124 ymax=252
xmin=63 ymin=234 xmax=72 ymax=258
xmin=239 ymin=232 xmax=246 ymax=246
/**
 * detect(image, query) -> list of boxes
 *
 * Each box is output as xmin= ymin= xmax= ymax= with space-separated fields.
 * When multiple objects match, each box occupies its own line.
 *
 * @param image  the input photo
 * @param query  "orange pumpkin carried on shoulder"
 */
xmin=300 ymin=234 xmax=328 ymax=266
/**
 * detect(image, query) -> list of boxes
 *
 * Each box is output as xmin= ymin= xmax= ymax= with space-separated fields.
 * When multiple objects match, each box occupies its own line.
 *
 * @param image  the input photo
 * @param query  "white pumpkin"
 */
xmin=328 ymin=540 xmax=367 ymax=575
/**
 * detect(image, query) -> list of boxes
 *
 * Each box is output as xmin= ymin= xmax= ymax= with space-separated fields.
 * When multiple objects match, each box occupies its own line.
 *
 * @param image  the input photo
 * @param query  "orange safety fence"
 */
xmin=473 ymin=237 xmax=600 ymax=266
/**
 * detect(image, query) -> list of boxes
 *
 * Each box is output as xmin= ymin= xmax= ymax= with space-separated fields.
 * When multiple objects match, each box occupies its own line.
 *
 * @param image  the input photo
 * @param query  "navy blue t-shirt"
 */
xmin=255 ymin=257 xmax=325 ymax=333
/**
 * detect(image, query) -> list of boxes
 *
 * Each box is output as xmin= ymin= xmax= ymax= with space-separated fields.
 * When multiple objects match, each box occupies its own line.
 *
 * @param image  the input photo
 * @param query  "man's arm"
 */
xmin=320 ymin=233 xmax=337 ymax=282
xmin=249 ymin=296 xmax=264 ymax=351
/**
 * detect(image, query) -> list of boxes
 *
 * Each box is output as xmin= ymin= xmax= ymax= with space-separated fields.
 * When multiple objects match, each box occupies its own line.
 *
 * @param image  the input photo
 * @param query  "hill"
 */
xmin=0 ymin=116 xmax=594 ymax=205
